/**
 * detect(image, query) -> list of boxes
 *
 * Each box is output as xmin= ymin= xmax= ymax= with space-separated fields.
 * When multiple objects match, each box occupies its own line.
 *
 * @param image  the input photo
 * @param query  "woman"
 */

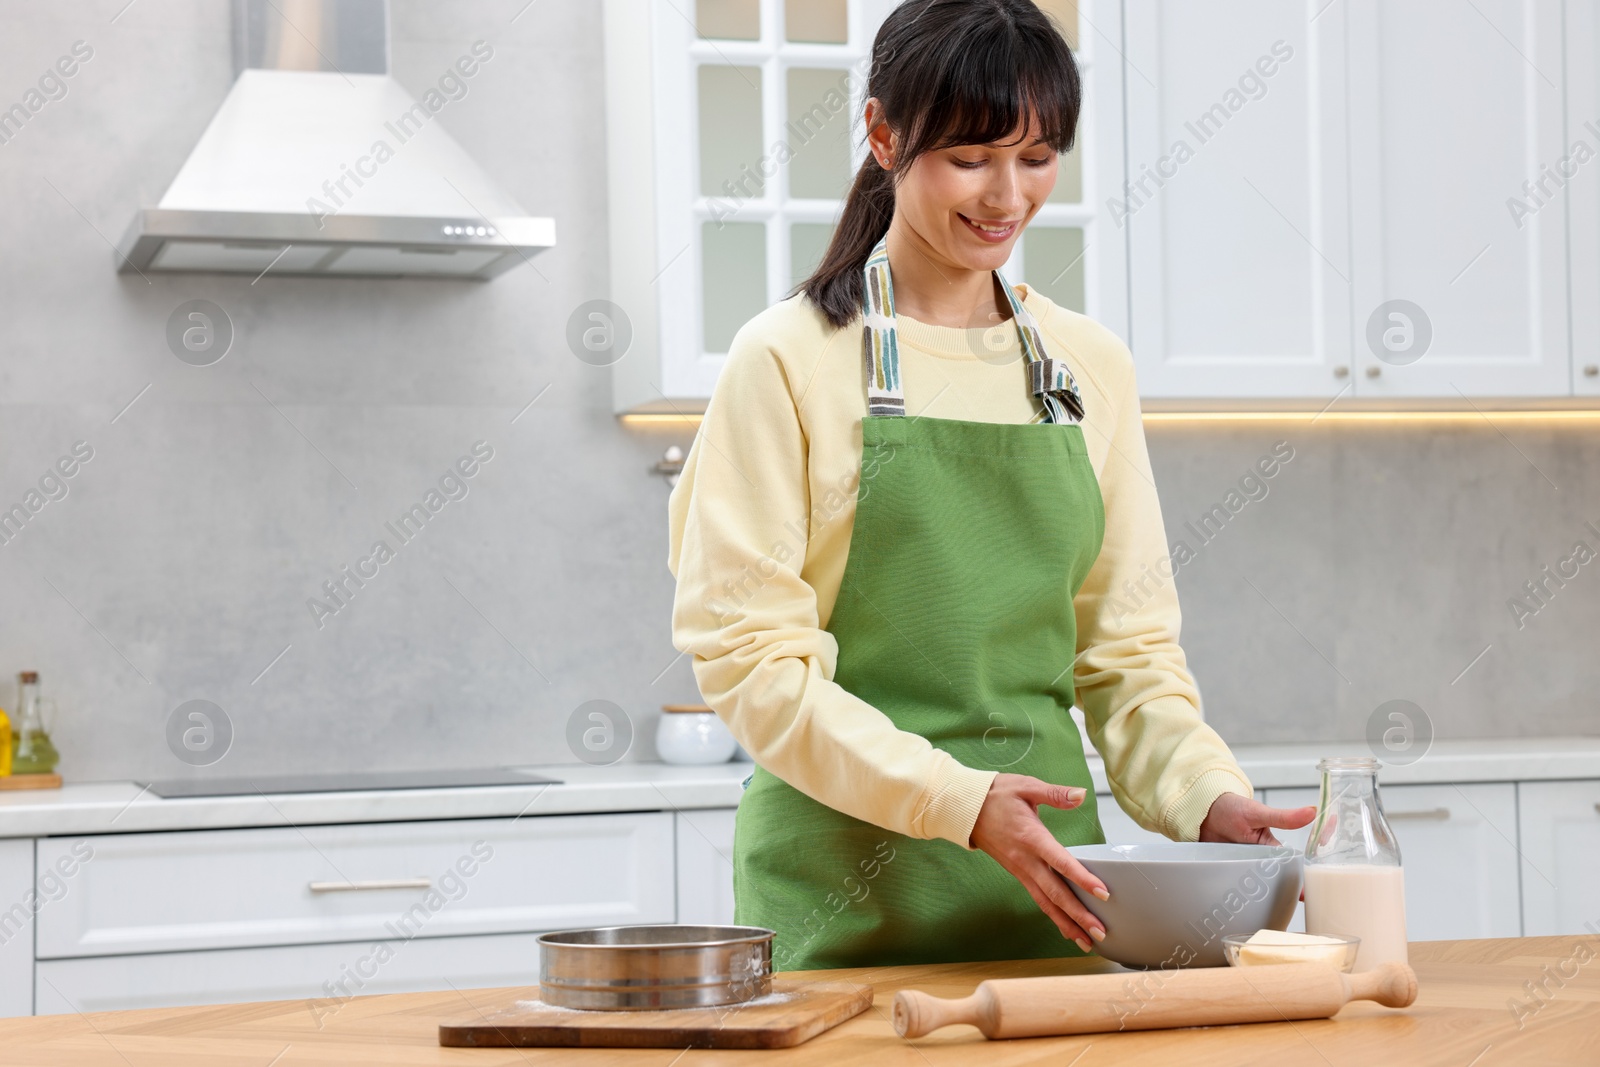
xmin=667 ymin=0 xmax=1314 ymax=971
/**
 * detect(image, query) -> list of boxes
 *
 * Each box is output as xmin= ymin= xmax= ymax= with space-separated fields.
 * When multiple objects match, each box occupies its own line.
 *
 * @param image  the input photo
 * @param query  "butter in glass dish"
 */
xmin=1222 ymin=930 xmax=1359 ymax=971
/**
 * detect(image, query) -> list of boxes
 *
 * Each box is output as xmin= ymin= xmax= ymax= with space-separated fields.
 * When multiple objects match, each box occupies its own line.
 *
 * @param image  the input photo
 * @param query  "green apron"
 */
xmin=731 ymin=234 xmax=1108 ymax=971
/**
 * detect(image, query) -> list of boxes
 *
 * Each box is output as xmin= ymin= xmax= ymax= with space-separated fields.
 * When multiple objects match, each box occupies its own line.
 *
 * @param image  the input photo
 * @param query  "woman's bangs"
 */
xmin=913 ymin=46 xmax=1077 ymax=155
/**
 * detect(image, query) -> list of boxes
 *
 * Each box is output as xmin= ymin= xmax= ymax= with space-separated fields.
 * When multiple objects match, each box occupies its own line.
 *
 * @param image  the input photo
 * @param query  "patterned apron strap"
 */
xmin=859 ymin=234 xmax=1086 ymax=424
xmin=861 ymin=237 xmax=905 ymax=416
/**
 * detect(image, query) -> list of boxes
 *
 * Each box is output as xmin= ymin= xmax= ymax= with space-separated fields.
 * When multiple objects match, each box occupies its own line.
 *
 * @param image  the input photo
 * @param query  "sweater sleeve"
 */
xmin=1070 ymin=342 xmax=1254 ymax=841
xmin=666 ymin=327 xmax=999 ymax=849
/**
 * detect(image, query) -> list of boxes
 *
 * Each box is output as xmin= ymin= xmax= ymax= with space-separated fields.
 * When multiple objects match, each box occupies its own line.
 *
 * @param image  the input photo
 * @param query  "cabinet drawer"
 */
xmin=36 ymin=812 xmax=674 ymax=959
xmin=36 ymin=930 xmax=549 ymax=1015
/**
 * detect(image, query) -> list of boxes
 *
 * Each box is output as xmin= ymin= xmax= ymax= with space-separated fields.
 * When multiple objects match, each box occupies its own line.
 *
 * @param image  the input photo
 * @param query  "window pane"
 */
xmin=699 ymin=66 xmax=764 ymax=198
xmin=703 ymin=221 xmax=768 ymax=352
xmin=1047 ymin=142 xmax=1083 ymax=203
xmin=698 ymin=0 xmax=759 ymax=40
xmin=790 ymin=222 xmax=835 ymax=288
xmin=1034 ymin=0 xmax=1078 ymax=50
xmin=786 ymin=0 xmax=847 ymax=43
xmin=786 ymin=68 xmax=854 ymax=199
xmin=1023 ymin=226 xmax=1086 ymax=313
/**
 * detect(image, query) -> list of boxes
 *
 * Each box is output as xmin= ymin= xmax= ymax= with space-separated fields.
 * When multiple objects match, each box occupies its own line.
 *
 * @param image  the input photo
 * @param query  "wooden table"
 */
xmin=1 ymin=937 xmax=1595 ymax=1065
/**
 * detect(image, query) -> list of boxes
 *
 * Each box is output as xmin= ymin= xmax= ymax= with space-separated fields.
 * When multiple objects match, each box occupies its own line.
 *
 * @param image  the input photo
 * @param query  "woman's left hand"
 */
xmin=1198 ymin=792 xmax=1316 ymax=846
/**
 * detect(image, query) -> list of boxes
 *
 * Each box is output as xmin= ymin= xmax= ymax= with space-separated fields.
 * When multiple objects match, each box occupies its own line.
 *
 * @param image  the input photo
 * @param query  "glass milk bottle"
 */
xmin=1303 ymin=756 xmax=1408 ymax=971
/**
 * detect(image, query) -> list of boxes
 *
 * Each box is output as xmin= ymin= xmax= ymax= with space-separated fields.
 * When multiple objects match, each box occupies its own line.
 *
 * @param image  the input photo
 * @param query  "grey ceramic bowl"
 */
xmin=1065 ymin=842 xmax=1302 ymax=969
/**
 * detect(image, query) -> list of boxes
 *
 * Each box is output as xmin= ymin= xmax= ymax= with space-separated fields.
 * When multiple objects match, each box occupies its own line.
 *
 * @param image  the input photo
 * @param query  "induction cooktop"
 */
xmin=139 ymin=767 xmax=561 ymax=799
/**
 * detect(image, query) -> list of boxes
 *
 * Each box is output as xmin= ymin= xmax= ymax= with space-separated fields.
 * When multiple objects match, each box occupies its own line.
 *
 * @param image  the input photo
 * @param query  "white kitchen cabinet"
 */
xmin=1092 ymin=794 xmax=1170 ymax=845
xmin=676 ymin=808 xmax=738 ymax=926
xmin=1124 ymin=0 xmax=1353 ymax=400
xmin=1344 ymin=0 xmax=1570 ymax=398
xmin=1516 ymin=780 xmax=1600 ymax=936
xmin=0 ymin=840 xmax=31 ymax=1017
xmin=605 ymin=2 xmax=1596 ymax=409
xmin=1265 ymin=783 xmax=1522 ymax=941
xmin=34 ymin=930 xmax=547 ymax=1016
xmin=1126 ymin=0 xmax=1578 ymax=405
xmin=1565 ymin=1 xmax=1600 ymax=399
xmin=603 ymin=0 xmax=889 ymax=414
xmin=35 ymin=813 xmax=674 ymax=959
xmin=604 ymin=0 xmax=1126 ymax=414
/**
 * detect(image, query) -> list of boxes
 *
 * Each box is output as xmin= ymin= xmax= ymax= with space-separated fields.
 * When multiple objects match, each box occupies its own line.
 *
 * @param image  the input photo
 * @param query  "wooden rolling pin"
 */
xmin=894 ymin=961 xmax=1417 ymax=1039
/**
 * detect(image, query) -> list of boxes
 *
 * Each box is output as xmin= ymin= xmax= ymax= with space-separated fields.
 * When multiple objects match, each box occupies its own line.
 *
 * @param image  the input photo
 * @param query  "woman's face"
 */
xmin=870 ymin=105 xmax=1058 ymax=273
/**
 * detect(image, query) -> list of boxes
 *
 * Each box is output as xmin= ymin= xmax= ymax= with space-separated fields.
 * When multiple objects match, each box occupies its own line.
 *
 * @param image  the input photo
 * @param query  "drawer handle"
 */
xmin=1388 ymin=808 xmax=1450 ymax=821
xmin=308 ymin=878 xmax=432 ymax=893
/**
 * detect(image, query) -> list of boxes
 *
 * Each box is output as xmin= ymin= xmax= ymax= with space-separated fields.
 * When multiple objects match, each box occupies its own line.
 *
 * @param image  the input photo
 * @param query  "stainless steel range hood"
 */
xmin=116 ymin=0 xmax=554 ymax=280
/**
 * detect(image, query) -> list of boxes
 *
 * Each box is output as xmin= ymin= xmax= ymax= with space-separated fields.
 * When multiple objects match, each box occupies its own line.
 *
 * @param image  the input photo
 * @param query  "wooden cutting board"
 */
xmin=438 ymin=979 xmax=873 ymax=1049
xmin=0 ymin=773 xmax=61 ymax=790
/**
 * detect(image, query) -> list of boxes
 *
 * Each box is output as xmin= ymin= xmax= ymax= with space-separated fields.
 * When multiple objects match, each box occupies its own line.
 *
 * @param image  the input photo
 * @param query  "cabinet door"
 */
xmin=1125 ymin=0 xmax=1352 ymax=399
xmin=1567 ymin=1 xmax=1600 ymax=399
xmin=1346 ymin=0 xmax=1569 ymax=397
xmin=0 ymin=840 xmax=31 ymax=1018
xmin=606 ymin=0 xmax=893 ymax=413
xmin=35 ymin=930 xmax=548 ymax=1016
xmin=676 ymin=809 xmax=737 ymax=926
xmin=1011 ymin=0 xmax=1129 ymax=343
xmin=1266 ymin=783 xmax=1522 ymax=940
xmin=1517 ymin=780 xmax=1600 ymax=936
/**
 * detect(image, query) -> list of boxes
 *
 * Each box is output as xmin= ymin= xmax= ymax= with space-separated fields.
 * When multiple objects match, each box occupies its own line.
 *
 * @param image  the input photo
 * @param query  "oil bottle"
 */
xmin=12 ymin=671 xmax=59 ymax=775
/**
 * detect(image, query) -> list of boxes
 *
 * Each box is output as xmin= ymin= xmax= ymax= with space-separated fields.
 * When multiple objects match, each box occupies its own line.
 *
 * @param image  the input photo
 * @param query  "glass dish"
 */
xmin=1222 ymin=932 xmax=1360 ymax=972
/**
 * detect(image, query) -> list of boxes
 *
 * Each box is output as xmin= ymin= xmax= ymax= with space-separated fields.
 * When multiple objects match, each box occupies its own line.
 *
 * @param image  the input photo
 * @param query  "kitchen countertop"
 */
xmin=0 ymin=761 xmax=755 ymax=839
xmin=0 ymin=736 xmax=1595 ymax=839
xmin=0 ymin=937 xmax=1592 ymax=1064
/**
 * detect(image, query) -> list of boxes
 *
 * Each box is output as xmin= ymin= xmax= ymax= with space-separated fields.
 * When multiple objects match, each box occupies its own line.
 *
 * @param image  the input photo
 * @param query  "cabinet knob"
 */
xmin=1585 ymin=364 xmax=1599 ymax=377
xmin=1366 ymin=366 xmax=1382 ymax=379
xmin=1333 ymin=365 xmax=1350 ymax=379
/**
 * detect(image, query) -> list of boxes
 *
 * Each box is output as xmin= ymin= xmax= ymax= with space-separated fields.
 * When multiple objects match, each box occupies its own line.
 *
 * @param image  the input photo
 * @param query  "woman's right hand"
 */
xmin=968 ymin=773 xmax=1110 ymax=953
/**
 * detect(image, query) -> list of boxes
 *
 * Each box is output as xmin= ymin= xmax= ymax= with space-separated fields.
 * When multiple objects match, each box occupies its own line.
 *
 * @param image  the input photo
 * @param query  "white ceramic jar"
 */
xmin=656 ymin=704 xmax=738 ymax=764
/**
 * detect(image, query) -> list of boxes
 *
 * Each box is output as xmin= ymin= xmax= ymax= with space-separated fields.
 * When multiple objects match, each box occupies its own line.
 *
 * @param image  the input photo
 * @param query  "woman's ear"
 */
xmin=863 ymin=97 xmax=895 ymax=169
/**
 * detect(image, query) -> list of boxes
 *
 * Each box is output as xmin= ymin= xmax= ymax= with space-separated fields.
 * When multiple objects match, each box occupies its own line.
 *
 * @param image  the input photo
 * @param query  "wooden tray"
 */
xmin=439 ymin=980 xmax=873 ymax=1049
xmin=0 ymin=773 xmax=61 ymax=791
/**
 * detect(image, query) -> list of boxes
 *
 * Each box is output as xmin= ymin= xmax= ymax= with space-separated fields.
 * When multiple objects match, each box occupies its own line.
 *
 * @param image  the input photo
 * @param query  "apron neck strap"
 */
xmin=859 ymin=233 xmax=1085 ymax=423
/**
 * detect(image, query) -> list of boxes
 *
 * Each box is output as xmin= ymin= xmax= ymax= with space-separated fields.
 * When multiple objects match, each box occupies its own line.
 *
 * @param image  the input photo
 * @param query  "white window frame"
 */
xmin=606 ymin=0 xmax=1125 ymax=413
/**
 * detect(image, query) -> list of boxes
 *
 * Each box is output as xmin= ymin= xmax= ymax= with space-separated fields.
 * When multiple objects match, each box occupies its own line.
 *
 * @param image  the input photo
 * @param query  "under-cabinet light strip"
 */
xmin=620 ymin=410 xmax=1600 ymax=427
xmin=1140 ymin=410 xmax=1600 ymax=423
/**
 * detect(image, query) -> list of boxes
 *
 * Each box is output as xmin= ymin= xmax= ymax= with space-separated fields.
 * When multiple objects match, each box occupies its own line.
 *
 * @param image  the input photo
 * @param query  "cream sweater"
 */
xmin=666 ymin=284 xmax=1252 ymax=850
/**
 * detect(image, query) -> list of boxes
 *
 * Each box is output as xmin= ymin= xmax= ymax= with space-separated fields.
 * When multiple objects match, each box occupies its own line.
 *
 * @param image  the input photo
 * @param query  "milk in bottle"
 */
xmin=1303 ymin=756 xmax=1409 ymax=971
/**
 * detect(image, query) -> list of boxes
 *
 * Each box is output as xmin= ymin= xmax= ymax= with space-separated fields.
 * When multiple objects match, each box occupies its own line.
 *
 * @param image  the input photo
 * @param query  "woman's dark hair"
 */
xmin=797 ymin=0 xmax=1081 ymax=329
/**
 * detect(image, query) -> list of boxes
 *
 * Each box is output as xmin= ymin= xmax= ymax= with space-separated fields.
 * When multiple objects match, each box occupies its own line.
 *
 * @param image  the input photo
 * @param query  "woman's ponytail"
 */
xmin=798 ymin=152 xmax=899 ymax=330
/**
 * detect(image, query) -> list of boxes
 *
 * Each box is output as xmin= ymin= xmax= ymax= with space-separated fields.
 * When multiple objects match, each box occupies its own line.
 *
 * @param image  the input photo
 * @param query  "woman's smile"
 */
xmin=957 ymin=212 xmax=1022 ymax=242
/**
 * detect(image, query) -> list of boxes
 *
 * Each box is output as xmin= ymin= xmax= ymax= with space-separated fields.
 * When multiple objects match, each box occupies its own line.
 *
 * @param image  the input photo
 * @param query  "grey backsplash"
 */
xmin=0 ymin=2 xmax=1594 ymax=784
xmin=1144 ymin=421 xmax=1599 ymax=745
